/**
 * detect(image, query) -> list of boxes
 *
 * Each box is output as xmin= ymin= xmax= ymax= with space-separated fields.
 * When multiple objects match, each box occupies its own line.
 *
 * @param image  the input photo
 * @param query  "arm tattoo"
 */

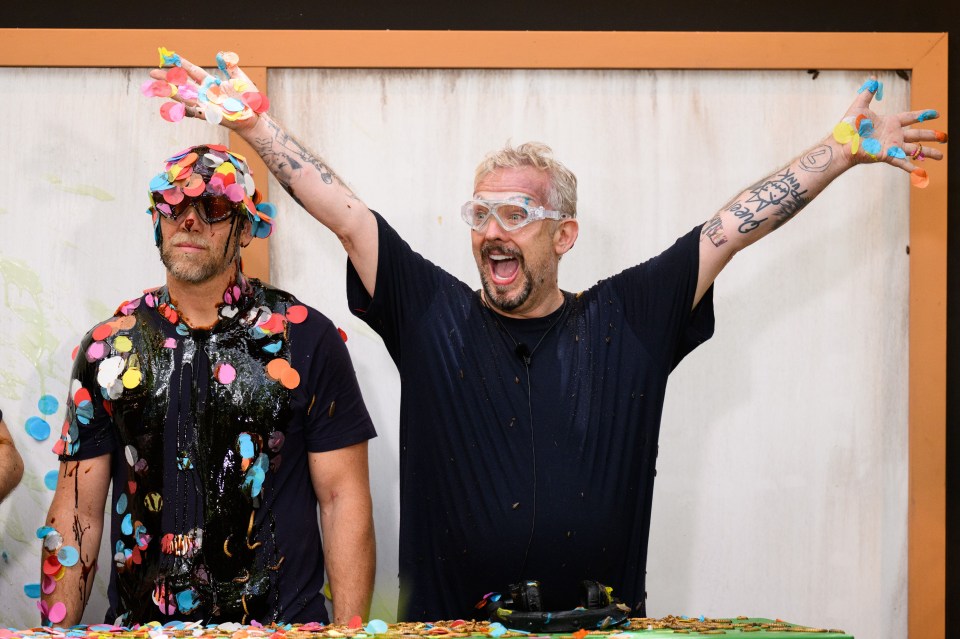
xmin=741 ymin=167 xmax=809 ymax=231
xmin=799 ymin=145 xmax=833 ymax=173
xmin=253 ymin=118 xmax=359 ymax=202
xmin=701 ymin=212 xmax=728 ymax=247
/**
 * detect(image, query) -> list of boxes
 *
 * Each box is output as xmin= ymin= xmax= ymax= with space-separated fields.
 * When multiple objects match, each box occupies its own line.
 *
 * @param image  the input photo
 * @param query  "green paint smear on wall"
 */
xmin=0 ymin=258 xmax=58 ymax=393
xmin=44 ymin=174 xmax=115 ymax=201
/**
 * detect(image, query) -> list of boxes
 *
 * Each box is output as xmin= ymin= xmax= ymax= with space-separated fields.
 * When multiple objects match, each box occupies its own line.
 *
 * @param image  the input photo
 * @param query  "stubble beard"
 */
xmin=160 ymin=234 xmax=239 ymax=284
xmin=477 ymin=244 xmax=534 ymax=313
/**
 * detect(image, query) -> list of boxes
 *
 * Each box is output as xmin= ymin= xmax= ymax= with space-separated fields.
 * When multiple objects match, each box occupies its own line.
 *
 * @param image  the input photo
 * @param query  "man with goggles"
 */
xmin=144 ymin=51 xmax=944 ymax=623
xmin=43 ymin=143 xmax=377 ymax=626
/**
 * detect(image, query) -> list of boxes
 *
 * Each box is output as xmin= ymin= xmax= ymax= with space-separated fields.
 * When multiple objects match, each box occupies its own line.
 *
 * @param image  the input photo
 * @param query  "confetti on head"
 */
xmin=146 ymin=144 xmax=277 ymax=244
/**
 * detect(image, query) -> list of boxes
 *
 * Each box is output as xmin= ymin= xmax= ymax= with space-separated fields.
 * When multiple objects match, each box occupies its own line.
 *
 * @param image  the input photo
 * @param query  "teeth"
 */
xmin=490 ymin=255 xmax=513 ymax=261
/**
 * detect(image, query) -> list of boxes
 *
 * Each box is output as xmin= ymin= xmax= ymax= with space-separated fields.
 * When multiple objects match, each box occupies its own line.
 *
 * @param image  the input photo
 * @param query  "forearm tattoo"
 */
xmin=799 ymin=144 xmax=834 ymax=173
xmin=701 ymin=212 xmax=728 ymax=247
xmin=727 ymin=166 xmax=810 ymax=233
xmin=253 ymin=117 xmax=359 ymax=205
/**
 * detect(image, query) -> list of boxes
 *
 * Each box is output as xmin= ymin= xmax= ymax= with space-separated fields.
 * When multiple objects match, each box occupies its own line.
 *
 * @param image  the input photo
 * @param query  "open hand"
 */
xmin=833 ymin=78 xmax=946 ymax=187
xmin=143 ymin=48 xmax=269 ymax=132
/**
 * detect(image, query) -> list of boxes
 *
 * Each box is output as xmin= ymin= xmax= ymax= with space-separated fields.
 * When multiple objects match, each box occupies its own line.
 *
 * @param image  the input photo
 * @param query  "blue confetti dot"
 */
xmin=25 ymin=416 xmax=51 ymax=441
xmin=116 ymin=493 xmax=128 ymax=514
xmin=24 ymin=583 xmax=41 ymax=598
xmin=365 ymin=620 xmax=388 ymax=635
xmin=58 ymin=545 xmax=80 ymax=567
xmin=121 ymin=513 xmax=133 ymax=535
xmin=44 ymin=470 xmax=59 ymax=490
xmin=38 ymin=395 xmax=59 ymax=415
xmin=918 ymin=109 xmax=938 ymax=122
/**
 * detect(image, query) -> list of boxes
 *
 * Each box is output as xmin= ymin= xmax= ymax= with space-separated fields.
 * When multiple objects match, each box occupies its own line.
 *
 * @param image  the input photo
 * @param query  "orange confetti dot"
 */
xmin=128 ymin=480 xmax=138 ymax=495
xmin=285 ymin=305 xmax=308 ymax=324
xmin=262 ymin=313 xmax=286 ymax=334
xmin=92 ymin=323 xmax=114 ymax=341
xmin=348 ymin=616 xmax=363 ymax=630
xmin=73 ymin=387 xmax=92 ymax=405
xmin=911 ymin=168 xmax=930 ymax=188
xmin=338 ymin=327 xmax=348 ymax=342
xmin=280 ymin=367 xmax=301 ymax=390
xmin=113 ymin=315 xmax=137 ymax=331
xmin=935 ymin=131 xmax=949 ymax=143
xmin=71 ymin=344 xmax=80 ymax=360
xmin=265 ymin=358 xmax=290 ymax=381
xmin=572 ymin=630 xmax=588 ymax=639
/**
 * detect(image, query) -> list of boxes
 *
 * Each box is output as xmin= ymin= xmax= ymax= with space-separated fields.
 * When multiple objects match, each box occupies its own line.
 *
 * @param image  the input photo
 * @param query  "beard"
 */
xmin=477 ymin=242 xmax=535 ymax=313
xmin=160 ymin=231 xmax=239 ymax=284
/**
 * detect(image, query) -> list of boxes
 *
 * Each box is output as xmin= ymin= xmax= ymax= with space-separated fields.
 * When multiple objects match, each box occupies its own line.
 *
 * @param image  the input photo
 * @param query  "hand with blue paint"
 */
xmin=695 ymin=76 xmax=946 ymax=310
xmin=833 ymin=76 xmax=946 ymax=187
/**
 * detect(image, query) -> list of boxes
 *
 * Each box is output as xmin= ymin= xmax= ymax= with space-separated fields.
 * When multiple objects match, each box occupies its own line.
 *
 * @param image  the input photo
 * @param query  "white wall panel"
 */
xmin=269 ymin=69 xmax=908 ymax=638
xmin=0 ymin=67 xmax=228 ymax=627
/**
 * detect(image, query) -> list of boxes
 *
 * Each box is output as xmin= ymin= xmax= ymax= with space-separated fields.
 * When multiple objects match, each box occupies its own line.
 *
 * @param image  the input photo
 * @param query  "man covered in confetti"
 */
xmin=143 ymin=51 xmax=945 ymax=622
xmin=40 ymin=145 xmax=377 ymax=625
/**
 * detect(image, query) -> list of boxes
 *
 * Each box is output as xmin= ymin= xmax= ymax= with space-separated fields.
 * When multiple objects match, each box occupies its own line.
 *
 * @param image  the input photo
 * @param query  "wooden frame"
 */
xmin=1 ymin=30 xmax=947 ymax=638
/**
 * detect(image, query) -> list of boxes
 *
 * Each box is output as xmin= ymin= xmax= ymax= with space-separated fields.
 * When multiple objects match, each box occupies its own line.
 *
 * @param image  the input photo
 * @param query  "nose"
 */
xmin=179 ymin=203 xmax=204 ymax=230
xmin=480 ymin=213 xmax=509 ymax=241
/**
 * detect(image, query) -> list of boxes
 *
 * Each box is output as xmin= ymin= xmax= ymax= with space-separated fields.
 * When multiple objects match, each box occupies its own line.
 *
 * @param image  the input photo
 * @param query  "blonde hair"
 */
xmin=474 ymin=142 xmax=578 ymax=217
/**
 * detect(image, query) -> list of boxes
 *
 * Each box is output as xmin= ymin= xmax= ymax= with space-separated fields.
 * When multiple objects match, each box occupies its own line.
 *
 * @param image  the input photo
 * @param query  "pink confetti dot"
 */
xmin=163 ymin=337 xmax=178 ymax=349
xmin=216 ymin=363 xmax=236 ymax=384
xmin=48 ymin=601 xmax=67 ymax=623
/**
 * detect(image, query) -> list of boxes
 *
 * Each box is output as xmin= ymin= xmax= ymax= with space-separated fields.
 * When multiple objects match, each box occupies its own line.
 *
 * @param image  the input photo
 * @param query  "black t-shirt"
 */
xmin=56 ymin=277 xmax=376 ymax=624
xmin=347 ymin=212 xmax=714 ymax=621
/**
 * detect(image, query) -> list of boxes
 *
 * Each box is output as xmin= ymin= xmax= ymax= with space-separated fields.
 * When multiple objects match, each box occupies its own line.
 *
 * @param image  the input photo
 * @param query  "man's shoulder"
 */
xmin=251 ymin=280 xmax=337 ymax=334
xmin=79 ymin=289 xmax=158 ymax=344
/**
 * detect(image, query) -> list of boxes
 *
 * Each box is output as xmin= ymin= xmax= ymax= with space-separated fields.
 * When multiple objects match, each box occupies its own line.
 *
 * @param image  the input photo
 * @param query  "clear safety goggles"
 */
xmin=460 ymin=199 xmax=570 ymax=232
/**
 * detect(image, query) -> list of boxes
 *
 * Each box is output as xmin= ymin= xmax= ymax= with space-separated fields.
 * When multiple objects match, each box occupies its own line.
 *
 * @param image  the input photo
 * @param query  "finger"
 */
xmin=899 ymin=109 xmax=939 ymax=126
xmin=903 ymin=128 xmax=948 ymax=144
xmin=885 ymin=156 xmax=916 ymax=174
xmin=850 ymin=76 xmax=880 ymax=111
xmin=176 ymin=56 xmax=213 ymax=85
xmin=901 ymin=142 xmax=944 ymax=162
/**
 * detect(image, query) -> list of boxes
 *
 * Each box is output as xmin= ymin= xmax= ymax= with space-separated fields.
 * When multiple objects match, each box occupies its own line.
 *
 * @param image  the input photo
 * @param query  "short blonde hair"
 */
xmin=474 ymin=142 xmax=578 ymax=217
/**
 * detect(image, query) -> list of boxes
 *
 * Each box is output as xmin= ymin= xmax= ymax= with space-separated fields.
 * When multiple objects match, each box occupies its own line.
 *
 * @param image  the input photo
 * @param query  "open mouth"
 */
xmin=487 ymin=253 xmax=520 ymax=286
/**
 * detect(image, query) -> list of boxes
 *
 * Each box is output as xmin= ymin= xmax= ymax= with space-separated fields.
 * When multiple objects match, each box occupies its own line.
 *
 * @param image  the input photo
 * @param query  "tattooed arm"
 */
xmin=694 ymin=79 xmax=945 ymax=307
xmin=238 ymin=113 xmax=380 ymax=295
xmin=0 ymin=418 xmax=24 ymax=502
xmin=40 ymin=455 xmax=111 ymax=625
xmin=148 ymin=55 xmax=380 ymax=297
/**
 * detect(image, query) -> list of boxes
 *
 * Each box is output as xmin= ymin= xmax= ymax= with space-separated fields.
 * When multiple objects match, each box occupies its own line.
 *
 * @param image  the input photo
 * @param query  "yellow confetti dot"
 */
xmin=122 ymin=369 xmax=142 ymax=389
xmin=114 ymin=336 xmax=133 ymax=353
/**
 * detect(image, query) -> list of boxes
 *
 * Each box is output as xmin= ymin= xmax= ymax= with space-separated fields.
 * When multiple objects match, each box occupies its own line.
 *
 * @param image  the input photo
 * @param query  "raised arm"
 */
xmin=0 ymin=418 xmax=24 ymax=502
xmin=694 ymin=79 xmax=945 ymax=306
xmin=308 ymin=442 xmax=375 ymax=623
xmin=40 ymin=454 xmax=112 ymax=626
xmin=146 ymin=50 xmax=379 ymax=295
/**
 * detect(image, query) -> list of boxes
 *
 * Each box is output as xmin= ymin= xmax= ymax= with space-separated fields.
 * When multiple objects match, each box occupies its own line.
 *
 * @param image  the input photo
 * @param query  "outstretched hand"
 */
xmin=143 ymin=48 xmax=269 ymax=132
xmin=833 ymin=78 xmax=946 ymax=187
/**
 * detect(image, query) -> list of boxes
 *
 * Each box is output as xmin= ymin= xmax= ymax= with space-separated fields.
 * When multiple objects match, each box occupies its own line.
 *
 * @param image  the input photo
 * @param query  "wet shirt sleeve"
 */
xmin=55 ymin=329 xmax=119 ymax=461
xmin=299 ymin=315 xmax=377 ymax=453
xmin=611 ymin=224 xmax=716 ymax=370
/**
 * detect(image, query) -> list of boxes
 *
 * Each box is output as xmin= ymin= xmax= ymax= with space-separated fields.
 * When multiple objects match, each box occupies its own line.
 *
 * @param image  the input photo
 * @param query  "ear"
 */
xmin=553 ymin=218 xmax=579 ymax=256
xmin=239 ymin=217 xmax=254 ymax=248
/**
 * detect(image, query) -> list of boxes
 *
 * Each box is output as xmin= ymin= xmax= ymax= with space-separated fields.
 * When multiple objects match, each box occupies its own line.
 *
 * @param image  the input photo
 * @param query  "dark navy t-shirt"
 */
xmin=347 ymin=213 xmax=714 ymax=621
xmin=57 ymin=277 xmax=376 ymax=624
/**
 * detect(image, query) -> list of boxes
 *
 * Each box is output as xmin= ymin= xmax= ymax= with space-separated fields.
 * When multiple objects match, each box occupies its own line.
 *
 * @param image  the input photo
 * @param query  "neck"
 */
xmin=484 ymin=287 xmax=565 ymax=320
xmin=166 ymin=266 xmax=239 ymax=329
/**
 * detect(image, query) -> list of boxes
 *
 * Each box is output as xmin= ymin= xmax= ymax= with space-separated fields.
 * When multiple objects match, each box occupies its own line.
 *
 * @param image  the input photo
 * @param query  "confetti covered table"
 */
xmin=0 ymin=617 xmax=852 ymax=639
